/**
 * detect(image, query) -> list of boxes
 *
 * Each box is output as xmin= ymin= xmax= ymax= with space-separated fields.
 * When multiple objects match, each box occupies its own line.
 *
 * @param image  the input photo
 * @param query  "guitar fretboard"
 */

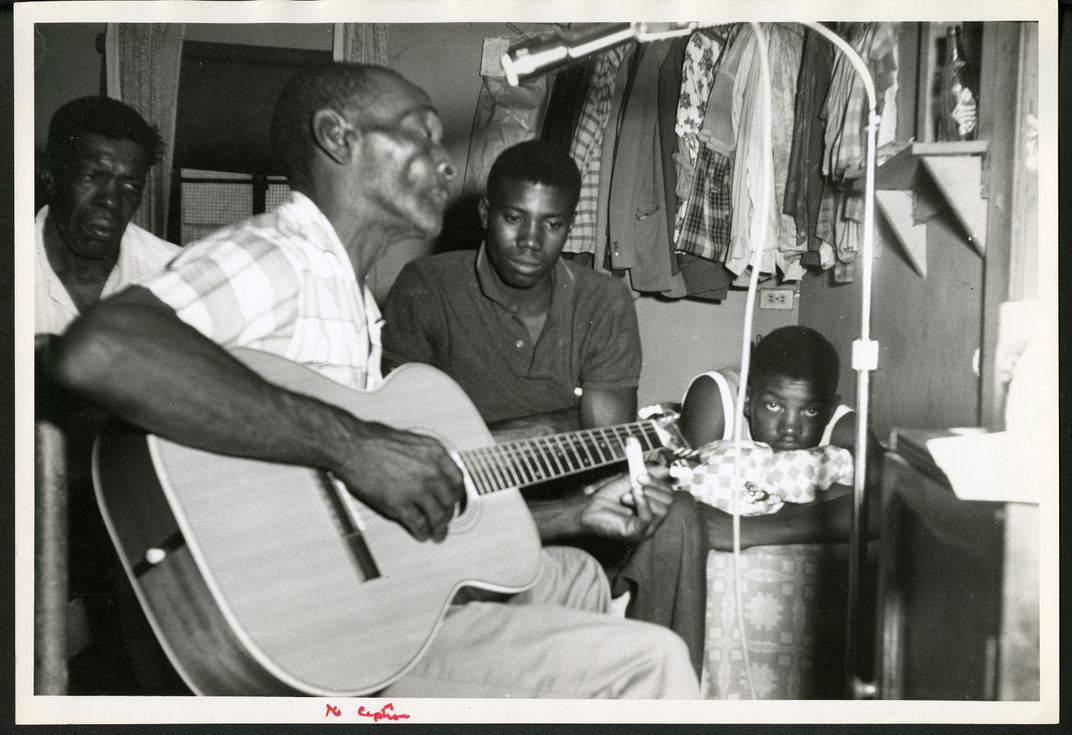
xmin=456 ymin=420 xmax=668 ymax=495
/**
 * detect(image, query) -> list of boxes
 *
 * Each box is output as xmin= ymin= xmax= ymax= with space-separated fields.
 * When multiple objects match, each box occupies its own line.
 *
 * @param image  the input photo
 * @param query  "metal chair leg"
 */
xmin=34 ymin=419 xmax=68 ymax=695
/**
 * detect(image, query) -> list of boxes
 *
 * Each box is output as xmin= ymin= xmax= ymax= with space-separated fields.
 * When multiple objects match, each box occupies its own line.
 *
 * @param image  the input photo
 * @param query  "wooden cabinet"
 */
xmin=873 ymin=430 xmax=1039 ymax=700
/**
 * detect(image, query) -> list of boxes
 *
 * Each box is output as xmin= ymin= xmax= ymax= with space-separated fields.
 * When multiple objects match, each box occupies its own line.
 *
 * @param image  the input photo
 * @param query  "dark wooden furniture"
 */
xmin=873 ymin=429 xmax=1039 ymax=700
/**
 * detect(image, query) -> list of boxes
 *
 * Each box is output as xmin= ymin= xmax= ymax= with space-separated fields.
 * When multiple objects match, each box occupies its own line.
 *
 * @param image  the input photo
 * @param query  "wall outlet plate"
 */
xmin=759 ymin=288 xmax=796 ymax=310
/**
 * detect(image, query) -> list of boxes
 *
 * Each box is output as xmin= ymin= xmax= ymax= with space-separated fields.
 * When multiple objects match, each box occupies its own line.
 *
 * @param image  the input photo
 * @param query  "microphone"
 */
xmin=501 ymin=22 xmax=698 ymax=86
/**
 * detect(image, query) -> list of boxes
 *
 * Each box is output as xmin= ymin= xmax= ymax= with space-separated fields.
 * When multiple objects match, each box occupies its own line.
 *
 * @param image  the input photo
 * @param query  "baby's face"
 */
xmin=745 ymin=376 xmax=834 ymax=451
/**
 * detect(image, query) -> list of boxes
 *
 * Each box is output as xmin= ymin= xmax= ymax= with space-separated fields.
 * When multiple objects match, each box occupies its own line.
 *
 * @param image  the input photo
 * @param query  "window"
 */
xmin=173 ymin=169 xmax=289 ymax=246
xmin=167 ymin=39 xmax=331 ymax=243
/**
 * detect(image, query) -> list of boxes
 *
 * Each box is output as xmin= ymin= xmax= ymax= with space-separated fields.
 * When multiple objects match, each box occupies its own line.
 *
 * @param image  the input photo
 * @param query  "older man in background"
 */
xmin=35 ymin=95 xmax=181 ymax=693
xmin=36 ymin=95 xmax=178 ymax=335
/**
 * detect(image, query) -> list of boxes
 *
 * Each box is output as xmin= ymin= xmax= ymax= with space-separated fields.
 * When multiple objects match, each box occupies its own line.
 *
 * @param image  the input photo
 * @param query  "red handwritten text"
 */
xmin=325 ymin=703 xmax=342 ymax=717
xmin=357 ymin=703 xmax=411 ymax=722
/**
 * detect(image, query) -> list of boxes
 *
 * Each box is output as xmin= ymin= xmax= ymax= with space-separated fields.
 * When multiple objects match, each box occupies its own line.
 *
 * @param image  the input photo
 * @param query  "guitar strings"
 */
xmin=457 ymin=420 xmax=666 ymax=494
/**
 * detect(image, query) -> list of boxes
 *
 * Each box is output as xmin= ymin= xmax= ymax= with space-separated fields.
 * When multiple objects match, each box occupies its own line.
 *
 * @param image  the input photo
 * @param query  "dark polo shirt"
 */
xmin=382 ymin=246 xmax=641 ymax=425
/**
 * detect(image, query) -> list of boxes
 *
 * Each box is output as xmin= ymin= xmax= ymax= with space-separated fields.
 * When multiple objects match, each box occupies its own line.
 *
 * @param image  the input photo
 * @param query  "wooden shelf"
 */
xmin=872 ymin=141 xmax=990 ymax=275
xmin=875 ymin=190 xmax=928 ymax=277
xmin=874 ymin=141 xmax=988 ymax=189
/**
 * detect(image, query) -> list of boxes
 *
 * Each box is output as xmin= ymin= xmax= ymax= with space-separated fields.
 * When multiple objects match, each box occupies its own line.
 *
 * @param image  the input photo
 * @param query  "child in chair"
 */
xmin=678 ymin=326 xmax=879 ymax=549
xmin=680 ymin=325 xmax=854 ymax=451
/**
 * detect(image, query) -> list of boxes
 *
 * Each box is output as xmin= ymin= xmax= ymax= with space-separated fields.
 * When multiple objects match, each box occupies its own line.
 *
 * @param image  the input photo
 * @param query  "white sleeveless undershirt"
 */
xmin=682 ymin=369 xmax=853 ymax=446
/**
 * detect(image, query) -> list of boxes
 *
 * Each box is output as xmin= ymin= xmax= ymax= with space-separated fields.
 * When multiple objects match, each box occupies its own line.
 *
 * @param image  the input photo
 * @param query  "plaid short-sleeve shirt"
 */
xmin=142 ymin=191 xmax=384 ymax=391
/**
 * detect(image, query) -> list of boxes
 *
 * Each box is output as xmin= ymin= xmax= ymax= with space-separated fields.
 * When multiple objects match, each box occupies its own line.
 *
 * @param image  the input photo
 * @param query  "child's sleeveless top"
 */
xmin=681 ymin=369 xmax=853 ymax=445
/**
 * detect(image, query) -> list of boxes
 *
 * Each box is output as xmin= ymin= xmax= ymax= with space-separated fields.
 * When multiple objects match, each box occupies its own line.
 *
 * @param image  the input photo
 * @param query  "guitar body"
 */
xmin=93 ymin=349 xmax=542 ymax=696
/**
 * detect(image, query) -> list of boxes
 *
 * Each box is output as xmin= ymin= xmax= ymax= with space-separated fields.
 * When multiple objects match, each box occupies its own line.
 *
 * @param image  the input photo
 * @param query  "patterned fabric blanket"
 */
xmin=701 ymin=543 xmax=851 ymax=699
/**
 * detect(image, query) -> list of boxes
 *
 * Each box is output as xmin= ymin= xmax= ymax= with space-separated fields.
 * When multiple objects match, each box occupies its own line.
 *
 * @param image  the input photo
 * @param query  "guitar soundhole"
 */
xmin=446 ymin=482 xmax=481 ymax=534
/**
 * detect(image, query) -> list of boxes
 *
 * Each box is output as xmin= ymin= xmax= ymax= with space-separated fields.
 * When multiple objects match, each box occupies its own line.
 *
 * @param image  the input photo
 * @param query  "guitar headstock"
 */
xmin=638 ymin=403 xmax=692 ymax=457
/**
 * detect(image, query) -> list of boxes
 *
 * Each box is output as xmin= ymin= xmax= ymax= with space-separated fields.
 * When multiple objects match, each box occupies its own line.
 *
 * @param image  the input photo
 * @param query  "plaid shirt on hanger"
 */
xmin=564 ymin=45 xmax=629 ymax=255
xmin=675 ymin=140 xmax=734 ymax=262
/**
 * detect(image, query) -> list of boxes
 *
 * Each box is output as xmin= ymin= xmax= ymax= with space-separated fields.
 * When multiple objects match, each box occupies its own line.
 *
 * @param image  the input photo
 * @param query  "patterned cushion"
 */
xmin=681 ymin=440 xmax=855 ymax=515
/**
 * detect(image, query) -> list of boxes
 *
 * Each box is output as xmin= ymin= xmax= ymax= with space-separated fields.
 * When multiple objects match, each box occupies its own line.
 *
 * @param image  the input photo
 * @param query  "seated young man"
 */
xmin=382 ymin=140 xmax=707 ymax=676
xmin=679 ymin=325 xmax=882 ymax=550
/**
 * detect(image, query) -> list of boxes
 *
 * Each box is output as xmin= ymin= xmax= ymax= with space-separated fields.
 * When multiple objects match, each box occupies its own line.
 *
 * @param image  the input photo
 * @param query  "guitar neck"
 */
xmin=455 ymin=420 xmax=675 ymax=496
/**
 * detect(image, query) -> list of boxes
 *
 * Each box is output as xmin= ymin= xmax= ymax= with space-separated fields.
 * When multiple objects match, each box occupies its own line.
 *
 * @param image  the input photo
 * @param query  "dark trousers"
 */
xmin=576 ymin=492 xmax=709 ymax=678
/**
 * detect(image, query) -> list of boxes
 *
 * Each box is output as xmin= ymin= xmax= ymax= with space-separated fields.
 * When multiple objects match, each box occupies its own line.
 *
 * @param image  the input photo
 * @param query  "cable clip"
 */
xmin=851 ymin=339 xmax=879 ymax=371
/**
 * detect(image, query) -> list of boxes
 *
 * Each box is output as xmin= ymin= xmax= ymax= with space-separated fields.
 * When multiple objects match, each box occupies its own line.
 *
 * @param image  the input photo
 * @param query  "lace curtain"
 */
xmin=333 ymin=24 xmax=389 ymax=65
xmin=104 ymin=23 xmax=185 ymax=238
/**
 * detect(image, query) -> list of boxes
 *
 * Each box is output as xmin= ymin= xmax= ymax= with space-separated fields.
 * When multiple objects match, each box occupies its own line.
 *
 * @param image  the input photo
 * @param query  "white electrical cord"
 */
xmin=727 ymin=21 xmax=774 ymax=701
xmin=728 ymin=22 xmax=878 ymax=699
xmin=498 ymin=17 xmax=880 ymax=699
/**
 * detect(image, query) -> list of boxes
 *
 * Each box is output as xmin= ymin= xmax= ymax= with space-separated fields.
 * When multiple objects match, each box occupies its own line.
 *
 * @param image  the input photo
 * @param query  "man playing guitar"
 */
xmin=48 ymin=63 xmax=698 ymax=698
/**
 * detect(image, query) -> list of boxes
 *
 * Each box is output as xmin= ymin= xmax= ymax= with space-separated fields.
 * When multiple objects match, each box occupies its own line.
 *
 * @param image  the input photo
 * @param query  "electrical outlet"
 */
xmin=758 ymin=288 xmax=796 ymax=310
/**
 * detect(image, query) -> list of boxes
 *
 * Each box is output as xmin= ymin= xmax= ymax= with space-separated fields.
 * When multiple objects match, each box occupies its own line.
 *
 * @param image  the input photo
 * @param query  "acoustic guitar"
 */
xmin=92 ymin=348 xmax=689 ymax=696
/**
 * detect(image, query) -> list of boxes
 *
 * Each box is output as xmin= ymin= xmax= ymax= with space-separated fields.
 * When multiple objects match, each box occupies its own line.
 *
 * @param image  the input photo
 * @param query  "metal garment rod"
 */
xmin=800 ymin=21 xmax=880 ymax=699
xmin=494 ymin=17 xmax=883 ymax=697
